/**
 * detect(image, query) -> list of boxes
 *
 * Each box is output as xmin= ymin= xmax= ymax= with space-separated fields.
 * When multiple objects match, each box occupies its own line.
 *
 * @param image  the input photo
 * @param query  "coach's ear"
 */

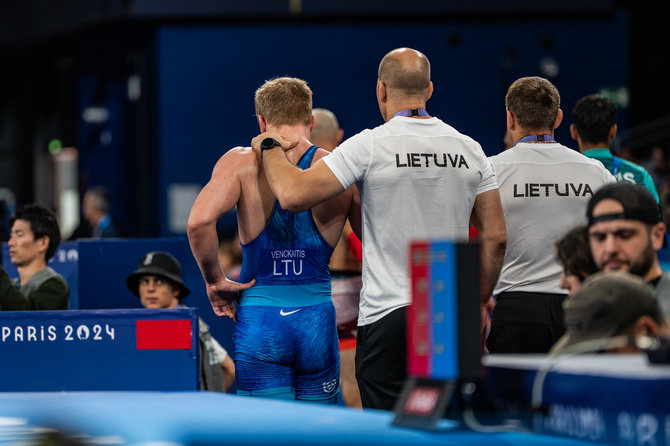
xmin=425 ymin=81 xmax=433 ymax=102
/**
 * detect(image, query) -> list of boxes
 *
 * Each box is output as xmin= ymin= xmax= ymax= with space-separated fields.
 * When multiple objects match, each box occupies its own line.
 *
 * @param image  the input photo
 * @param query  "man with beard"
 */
xmin=587 ymin=183 xmax=670 ymax=317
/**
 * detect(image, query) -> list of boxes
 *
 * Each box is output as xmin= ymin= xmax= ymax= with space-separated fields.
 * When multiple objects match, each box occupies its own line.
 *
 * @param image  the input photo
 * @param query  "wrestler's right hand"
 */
xmin=206 ymin=277 xmax=256 ymax=321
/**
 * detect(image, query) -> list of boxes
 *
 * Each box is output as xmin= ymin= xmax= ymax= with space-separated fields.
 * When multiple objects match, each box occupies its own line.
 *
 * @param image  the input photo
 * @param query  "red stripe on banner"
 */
xmin=136 ymin=320 xmax=192 ymax=350
xmin=407 ymin=241 xmax=432 ymax=377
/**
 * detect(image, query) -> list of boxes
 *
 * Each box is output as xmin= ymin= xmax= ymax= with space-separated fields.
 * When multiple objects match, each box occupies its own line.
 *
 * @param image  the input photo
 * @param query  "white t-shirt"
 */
xmin=323 ymin=116 xmax=498 ymax=325
xmin=489 ymin=142 xmax=615 ymax=295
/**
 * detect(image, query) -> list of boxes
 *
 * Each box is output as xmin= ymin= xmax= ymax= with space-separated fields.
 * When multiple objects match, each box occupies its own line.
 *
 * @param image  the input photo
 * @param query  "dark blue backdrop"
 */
xmin=74 ymin=15 xmax=629 ymax=237
xmin=153 ymin=18 xmax=628 ymax=236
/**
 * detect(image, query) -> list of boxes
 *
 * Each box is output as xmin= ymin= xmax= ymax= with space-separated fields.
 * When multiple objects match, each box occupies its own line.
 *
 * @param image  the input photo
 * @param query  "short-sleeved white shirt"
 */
xmin=323 ymin=116 xmax=498 ymax=325
xmin=489 ymin=142 xmax=615 ymax=295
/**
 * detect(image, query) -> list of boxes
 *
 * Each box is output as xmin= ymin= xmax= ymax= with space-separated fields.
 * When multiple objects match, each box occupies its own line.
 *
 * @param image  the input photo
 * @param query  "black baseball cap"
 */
xmin=587 ymin=183 xmax=662 ymax=228
xmin=126 ymin=251 xmax=190 ymax=300
xmin=550 ymin=271 xmax=662 ymax=355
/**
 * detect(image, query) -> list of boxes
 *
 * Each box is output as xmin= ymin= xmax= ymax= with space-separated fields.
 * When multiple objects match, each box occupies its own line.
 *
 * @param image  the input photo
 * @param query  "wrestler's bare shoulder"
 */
xmin=213 ymin=146 xmax=259 ymax=170
xmin=223 ymin=146 xmax=257 ymax=159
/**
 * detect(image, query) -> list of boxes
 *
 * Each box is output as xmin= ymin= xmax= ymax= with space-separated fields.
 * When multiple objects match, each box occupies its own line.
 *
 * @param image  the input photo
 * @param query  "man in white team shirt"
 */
xmin=252 ymin=47 xmax=507 ymax=410
xmin=487 ymin=76 xmax=615 ymax=354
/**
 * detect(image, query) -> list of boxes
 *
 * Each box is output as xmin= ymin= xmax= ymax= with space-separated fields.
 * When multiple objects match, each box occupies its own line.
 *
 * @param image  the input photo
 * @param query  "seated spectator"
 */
xmin=126 ymin=251 xmax=235 ymax=392
xmin=555 ymin=225 xmax=599 ymax=297
xmin=550 ymin=272 xmax=670 ymax=355
xmin=0 ymin=204 xmax=69 ymax=310
xmin=83 ymin=186 xmax=121 ymax=238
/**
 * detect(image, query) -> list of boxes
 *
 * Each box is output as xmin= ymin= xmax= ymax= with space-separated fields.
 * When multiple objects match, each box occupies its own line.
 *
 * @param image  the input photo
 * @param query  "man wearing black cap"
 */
xmin=587 ymin=183 xmax=670 ymax=318
xmin=551 ymin=271 xmax=670 ymax=355
xmin=127 ymin=251 xmax=235 ymax=392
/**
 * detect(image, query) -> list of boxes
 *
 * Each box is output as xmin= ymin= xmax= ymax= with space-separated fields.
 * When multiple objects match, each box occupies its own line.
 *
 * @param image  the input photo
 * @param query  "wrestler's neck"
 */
xmin=265 ymin=123 xmax=313 ymax=164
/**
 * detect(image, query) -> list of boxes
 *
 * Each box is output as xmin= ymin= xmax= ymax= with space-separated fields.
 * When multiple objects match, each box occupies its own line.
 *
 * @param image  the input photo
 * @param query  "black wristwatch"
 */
xmin=260 ymin=137 xmax=282 ymax=156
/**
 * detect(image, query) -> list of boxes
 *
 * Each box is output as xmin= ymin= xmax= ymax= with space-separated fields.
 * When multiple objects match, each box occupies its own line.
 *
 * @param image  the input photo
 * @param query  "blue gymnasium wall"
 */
xmin=155 ymin=16 xmax=628 ymax=236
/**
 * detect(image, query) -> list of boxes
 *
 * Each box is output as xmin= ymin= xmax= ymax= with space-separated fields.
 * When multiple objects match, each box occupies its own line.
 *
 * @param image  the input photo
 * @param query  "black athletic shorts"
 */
xmin=355 ymin=306 xmax=407 ymax=410
xmin=486 ymin=291 xmax=566 ymax=354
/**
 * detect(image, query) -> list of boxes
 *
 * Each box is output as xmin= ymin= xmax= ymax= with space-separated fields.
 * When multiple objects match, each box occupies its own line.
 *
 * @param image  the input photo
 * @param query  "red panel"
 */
xmin=407 ymin=241 xmax=432 ymax=377
xmin=136 ymin=320 xmax=192 ymax=350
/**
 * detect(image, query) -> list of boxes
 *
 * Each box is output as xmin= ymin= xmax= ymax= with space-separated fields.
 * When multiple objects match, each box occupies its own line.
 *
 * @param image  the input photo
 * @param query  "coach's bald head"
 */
xmin=378 ymin=48 xmax=431 ymax=96
xmin=377 ymin=48 xmax=433 ymax=121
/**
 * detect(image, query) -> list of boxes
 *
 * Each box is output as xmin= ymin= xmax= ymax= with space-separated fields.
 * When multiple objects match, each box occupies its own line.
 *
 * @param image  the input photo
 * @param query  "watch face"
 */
xmin=261 ymin=138 xmax=276 ymax=150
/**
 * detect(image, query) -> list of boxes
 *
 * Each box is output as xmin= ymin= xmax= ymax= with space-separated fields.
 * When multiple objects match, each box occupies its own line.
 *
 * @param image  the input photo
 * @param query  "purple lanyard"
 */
xmin=517 ymin=134 xmax=556 ymax=144
xmin=394 ymin=108 xmax=429 ymax=118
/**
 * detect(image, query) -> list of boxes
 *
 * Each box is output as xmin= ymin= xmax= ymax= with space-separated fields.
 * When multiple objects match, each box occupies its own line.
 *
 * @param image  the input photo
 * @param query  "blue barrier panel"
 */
xmin=74 ymin=238 xmax=197 ymax=311
xmin=484 ymin=354 xmax=670 ymax=445
xmin=0 ymin=308 xmax=199 ymax=391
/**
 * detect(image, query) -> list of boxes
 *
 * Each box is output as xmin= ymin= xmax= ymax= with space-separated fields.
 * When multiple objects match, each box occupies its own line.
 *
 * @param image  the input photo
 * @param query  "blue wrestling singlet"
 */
xmin=235 ymin=145 xmax=339 ymax=404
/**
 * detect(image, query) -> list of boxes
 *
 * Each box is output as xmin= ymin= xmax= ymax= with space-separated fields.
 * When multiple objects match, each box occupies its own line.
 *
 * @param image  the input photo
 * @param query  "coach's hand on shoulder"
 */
xmin=251 ymin=132 xmax=297 ymax=154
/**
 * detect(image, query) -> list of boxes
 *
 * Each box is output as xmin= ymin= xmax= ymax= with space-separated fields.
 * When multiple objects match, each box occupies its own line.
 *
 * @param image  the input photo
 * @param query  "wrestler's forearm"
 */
xmin=187 ymin=218 xmax=224 ymax=285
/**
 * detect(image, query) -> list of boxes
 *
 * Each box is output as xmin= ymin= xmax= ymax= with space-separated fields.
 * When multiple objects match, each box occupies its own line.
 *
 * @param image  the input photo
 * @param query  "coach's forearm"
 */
xmin=478 ymin=229 xmax=506 ymax=303
xmin=262 ymin=148 xmax=316 ymax=212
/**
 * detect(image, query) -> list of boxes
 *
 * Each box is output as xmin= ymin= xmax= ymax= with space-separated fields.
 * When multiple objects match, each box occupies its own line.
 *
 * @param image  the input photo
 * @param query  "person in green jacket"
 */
xmin=571 ymin=94 xmax=659 ymax=203
xmin=0 ymin=204 xmax=69 ymax=310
